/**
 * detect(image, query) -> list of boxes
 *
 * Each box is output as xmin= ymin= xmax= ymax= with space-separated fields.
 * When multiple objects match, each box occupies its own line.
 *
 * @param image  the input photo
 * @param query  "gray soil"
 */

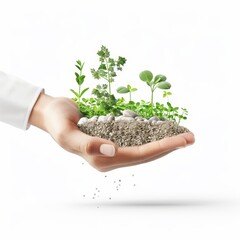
xmin=78 ymin=120 xmax=189 ymax=147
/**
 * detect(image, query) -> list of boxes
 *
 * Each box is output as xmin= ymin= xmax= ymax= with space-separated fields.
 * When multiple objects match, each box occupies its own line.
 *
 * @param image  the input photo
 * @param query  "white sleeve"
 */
xmin=0 ymin=71 xmax=43 ymax=130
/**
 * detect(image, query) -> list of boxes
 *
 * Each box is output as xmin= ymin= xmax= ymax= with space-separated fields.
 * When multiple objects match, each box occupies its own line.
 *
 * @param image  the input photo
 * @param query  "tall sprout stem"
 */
xmin=105 ymin=58 xmax=111 ymax=95
xmin=151 ymin=87 xmax=154 ymax=115
xmin=78 ymin=68 xmax=83 ymax=102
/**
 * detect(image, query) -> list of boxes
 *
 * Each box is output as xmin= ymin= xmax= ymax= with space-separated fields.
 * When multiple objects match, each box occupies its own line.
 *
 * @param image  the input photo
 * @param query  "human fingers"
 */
xmin=116 ymin=132 xmax=194 ymax=163
xmin=61 ymin=125 xmax=118 ymax=158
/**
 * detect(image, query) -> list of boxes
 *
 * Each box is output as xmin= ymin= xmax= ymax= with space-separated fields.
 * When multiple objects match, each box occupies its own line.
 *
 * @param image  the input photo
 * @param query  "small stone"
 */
xmin=98 ymin=116 xmax=107 ymax=122
xmin=115 ymin=116 xmax=135 ymax=122
xmin=149 ymin=116 xmax=160 ymax=122
xmin=106 ymin=115 xmax=114 ymax=121
xmin=135 ymin=116 xmax=144 ymax=121
xmin=122 ymin=110 xmax=138 ymax=118
xmin=89 ymin=116 xmax=98 ymax=122
xmin=115 ymin=116 xmax=122 ymax=121
xmin=78 ymin=117 xmax=89 ymax=125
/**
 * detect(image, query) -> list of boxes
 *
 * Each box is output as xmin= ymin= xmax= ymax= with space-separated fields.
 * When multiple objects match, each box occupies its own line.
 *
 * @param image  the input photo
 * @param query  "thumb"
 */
xmin=66 ymin=128 xmax=118 ymax=157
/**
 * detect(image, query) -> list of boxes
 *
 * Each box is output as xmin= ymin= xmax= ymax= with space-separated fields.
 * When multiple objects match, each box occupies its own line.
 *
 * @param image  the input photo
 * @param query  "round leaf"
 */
xmin=157 ymin=81 xmax=171 ymax=89
xmin=139 ymin=70 xmax=153 ymax=82
xmin=154 ymin=74 xmax=167 ymax=83
xmin=117 ymin=86 xmax=129 ymax=93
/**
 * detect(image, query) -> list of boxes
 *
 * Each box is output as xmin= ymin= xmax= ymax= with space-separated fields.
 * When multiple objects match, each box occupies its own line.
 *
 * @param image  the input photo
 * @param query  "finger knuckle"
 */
xmin=85 ymin=139 xmax=96 ymax=155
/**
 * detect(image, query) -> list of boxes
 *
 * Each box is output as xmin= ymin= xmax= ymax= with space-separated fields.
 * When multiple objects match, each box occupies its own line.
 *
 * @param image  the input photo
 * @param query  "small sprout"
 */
xmin=70 ymin=60 xmax=89 ymax=102
xmin=139 ymin=70 xmax=171 ymax=106
xmin=117 ymin=84 xmax=137 ymax=101
xmin=177 ymin=108 xmax=188 ymax=125
xmin=163 ymin=90 xmax=172 ymax=100
xmin=91 ymin=45 xmax=126 ymax=95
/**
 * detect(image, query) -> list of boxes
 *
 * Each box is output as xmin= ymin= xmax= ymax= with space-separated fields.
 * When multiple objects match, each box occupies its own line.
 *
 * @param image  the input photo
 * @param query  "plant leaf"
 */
xmin=167 ymin=102 xmax=172 ymax=108
xmin=157 ymin=81 xmax=171 ymax=89
xmin=91 ymin=68 xmax=100 ymax=79
xmin=98 ymin=64 xmax=106 ymax=70
xmin=131 ymin=88 xmax=138 ymax=92
xmin=70 ymin=89 xmax=79 ymax=98
xmin=78 ymin=75 xmax=85 ymax=85
xmin=76 ymin=60 xmax=82 ymax=66
xmin=139 ymin=70 xmax=153 ymax=82
xmin=79 ymin=87 xmax=89 ymax=98
xmin=117 ymin=86 xmax=129 ymax=93
xmin=154 ymin=74 xmax=167 ymax=83
xmin=75 ymin=65 xmax=81 ymax=71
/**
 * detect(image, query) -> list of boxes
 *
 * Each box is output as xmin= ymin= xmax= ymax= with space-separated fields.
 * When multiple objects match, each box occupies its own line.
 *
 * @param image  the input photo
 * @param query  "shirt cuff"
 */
xmin=0 ymin=71 xmax=44 ymax=130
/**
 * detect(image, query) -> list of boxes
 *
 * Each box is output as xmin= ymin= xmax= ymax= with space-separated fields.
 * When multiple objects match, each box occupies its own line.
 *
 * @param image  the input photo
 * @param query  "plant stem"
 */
xmin=151 ymin=88 xmax=154 ymax=105
xmin=105 ymin=58 xmax=111 ymax=95
xmin=129 ymin=91 xmax=132 ymax=102
xmin=151 ymin=88 xmax=154 ymax=115
xmin=108 ymin=81 xmax=111 ymax=96
xmin=79 ymin=84 xmax=81 ymax=102
xmin=79 ymin=68 xmax=83 ymax=102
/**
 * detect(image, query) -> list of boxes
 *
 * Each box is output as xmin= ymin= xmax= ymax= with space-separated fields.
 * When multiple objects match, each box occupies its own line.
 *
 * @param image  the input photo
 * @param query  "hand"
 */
xmin=29 ymin=93 xmax=195 ymax=172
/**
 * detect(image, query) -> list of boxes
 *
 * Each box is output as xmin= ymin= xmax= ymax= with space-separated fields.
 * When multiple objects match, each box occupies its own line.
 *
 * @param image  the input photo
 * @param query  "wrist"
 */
xmin=29 ymin=92 xmax=54 ymax=131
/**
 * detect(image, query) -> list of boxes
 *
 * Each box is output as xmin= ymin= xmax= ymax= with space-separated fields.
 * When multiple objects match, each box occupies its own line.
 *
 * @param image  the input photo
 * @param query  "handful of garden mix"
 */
xmin=71 ymin=45 xmax=189 ymax=147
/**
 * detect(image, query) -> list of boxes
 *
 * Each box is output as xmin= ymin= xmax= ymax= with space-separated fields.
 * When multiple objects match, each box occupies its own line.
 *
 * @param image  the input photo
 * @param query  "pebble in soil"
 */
xmin=78 ymin=110 xmax=189 ymax=147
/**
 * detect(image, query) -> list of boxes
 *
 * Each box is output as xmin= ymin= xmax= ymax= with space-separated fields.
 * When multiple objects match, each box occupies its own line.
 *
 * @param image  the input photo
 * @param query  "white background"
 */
xmin=0 ymin=0 xmax=239 ymax=239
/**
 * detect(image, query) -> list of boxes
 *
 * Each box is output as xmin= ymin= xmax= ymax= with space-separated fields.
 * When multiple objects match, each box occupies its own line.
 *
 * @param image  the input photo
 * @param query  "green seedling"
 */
xmin=91 ymin=45 xmax=126 ymax=95
xmin=116 ymin=84 xmax=138 ymax=101
xmin=70 ymin=60 xmax=89 ymax=102
xmin=139 ymin=70 xmax=171 ymax=105
xmin=70 ymin=45 xmax=188 ymax=123
xmin=177 ymin=107 xmax=188 ymax=124
xmin=163 ymin=90 xmax=172 ymax=101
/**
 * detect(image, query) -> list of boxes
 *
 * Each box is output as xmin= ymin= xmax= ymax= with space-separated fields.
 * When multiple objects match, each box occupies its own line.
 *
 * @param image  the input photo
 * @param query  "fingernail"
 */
xmin=100 ymin=144 xmax=115 ymax=157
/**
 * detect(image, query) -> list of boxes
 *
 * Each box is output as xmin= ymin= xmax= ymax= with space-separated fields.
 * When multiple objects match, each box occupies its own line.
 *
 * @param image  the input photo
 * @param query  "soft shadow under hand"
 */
xmin=78 ymin=198 xmax=234 ymax=208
